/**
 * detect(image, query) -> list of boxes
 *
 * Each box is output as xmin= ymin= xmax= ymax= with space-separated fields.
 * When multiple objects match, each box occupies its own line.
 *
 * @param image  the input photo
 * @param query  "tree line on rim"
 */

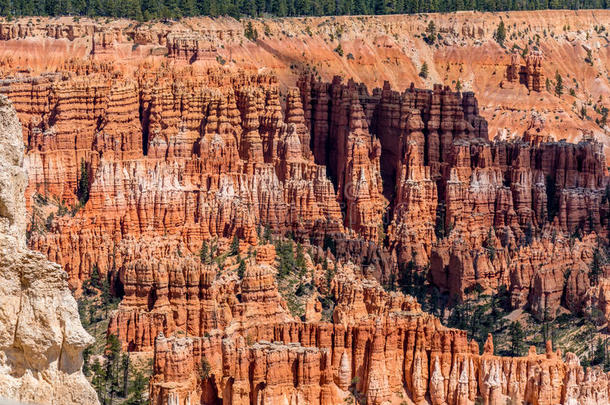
xmin=1 ymin=0 xmax=609 ymax=21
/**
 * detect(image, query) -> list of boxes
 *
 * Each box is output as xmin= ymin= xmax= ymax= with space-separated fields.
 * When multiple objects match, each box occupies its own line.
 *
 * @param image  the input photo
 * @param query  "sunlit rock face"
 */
xmin=0 ymin=95 xmax=98 ymax=405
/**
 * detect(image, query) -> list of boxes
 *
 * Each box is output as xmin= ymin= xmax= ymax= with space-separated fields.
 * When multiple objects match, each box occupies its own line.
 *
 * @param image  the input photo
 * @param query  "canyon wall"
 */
xmin=0 ymin=11 xmax=608 ymax=405
xmin=1 ymin=10 xmax=608 ymax=154
xmin=148 ymin=250 xmax=610 ymax=405
xmin=0 ymin=55 xmax=605 ymax=336
xmin=0 ymin=94 xmax=98 ymax=404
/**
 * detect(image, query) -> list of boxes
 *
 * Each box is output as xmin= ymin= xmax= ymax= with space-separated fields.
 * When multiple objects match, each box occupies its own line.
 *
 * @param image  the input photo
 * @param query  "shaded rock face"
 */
xmin=0 ymin=95 xmax=98 ymax=405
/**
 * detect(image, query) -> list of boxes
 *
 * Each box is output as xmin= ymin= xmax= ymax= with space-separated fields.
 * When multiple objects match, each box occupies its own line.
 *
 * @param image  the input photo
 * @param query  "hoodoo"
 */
xmin=0 ymin=9 xmax=608 ymax=405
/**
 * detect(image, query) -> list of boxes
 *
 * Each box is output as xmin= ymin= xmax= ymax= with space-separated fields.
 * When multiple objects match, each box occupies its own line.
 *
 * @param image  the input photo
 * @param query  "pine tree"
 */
xmin=262 ymin=226 xmax=272 ymax=243
xmin=230 ymin=234 xmax=239 ymax=256
xmin=91 ymin=359 xmax=107 ymax=404
xmin=77 ymin=159 xmax=90 ymax=206
xmin=244 ymin=21 xmax=258 ymax=41
xmin=126 ymin=371 xmax=148 ymax=405
xmin=105 ymin=334 xmax=122 ymax=404
xmin=419 ymin=62 xmax=429 ymax=79
xmin=509 ymin=321 xmax=525 ymax=356
xmin=90 ymin=264 xmax=102 ymax=290
xmin=592 ymin=338 xmax=605 ymax=365
xmin=494 ymin=20 xmax=506 ymax=46
xmin=237 ymin=257 xmax=246 ymax=278
xmin=555 ymin=71 xmax=564 ymax=97
xmin=276 ymin=239 xmax=295 ymax=278
xmin=425 ymin=20 xmax=436 ymax=44
xmin=121 ymin=354 xmax=130 ymax=397
xmin=200 ymin=241 xmax=210 ymax=264
xmin=455 ymin=79 xmax=462 ymax=92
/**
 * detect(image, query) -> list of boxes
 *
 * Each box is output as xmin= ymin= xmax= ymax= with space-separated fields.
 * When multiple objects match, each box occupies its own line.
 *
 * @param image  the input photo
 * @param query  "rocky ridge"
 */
xmin=0 ymin=94 xmax=98 ymax=404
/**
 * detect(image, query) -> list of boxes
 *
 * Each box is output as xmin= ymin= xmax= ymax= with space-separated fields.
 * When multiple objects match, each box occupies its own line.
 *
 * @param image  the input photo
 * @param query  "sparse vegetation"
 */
xmin=334 ymin=43 xmax=344 ymax=57
xmin=244 ymin=21 xmax=258 ymax=41
xmin=424 ymin=20 xmax=436 ymax=45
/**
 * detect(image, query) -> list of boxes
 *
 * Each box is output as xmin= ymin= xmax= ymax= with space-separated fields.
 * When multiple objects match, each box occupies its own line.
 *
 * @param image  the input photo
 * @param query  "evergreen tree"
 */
xmin=591 ymin=338 xmax=606 ymax=366
xmin=126 ymin=371 xmax=148 ymax=405
xmin=77 ymin=159 xmax=90 ymax=206
xmin=230 ymin=234 xmax=239 ymax=255
xmin=555 ymin=71 xmax=564 ymax=97
xmin=494 ymin=20 xmax=506 ymax=46
xmin=0 ymin=0 xmax=610 ymax=19
xmin=105 ymin=334 xmax=122 ymax=404
xmin=419 ymin=61 xmax=429 ymax=79
xmin=424 ymin=20 xmax=436 ymax=44
xmin=91 ymin=359 xmax=107 ymax=404
xmin=237 ymin=257 xmax=246 ymax=278
xmin=276 ymin=239 xmax=296 ymax=278
xmin=200 ymin=240 xmax=210 ymax=264
xmin=455 ymin=79 xmax=462 ymax=92
xmin=509 ymin=321 xmax=525 ymax=356
xmin=244 ymin=20 xmax=258 ymax=41
xmin=599 ymin=106 xmax=608 ymax=127
xmin=121 ymin=354 xmax=130 ymax=397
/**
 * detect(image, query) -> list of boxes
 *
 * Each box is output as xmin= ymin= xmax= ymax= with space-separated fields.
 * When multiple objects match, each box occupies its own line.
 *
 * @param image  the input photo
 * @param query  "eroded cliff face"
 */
xmin=1 ymin=11 xmax=609 ymax=154
xmin=0 ymin=95 xmax=98 ymax=404
xmin=0 ymin=55 xmax=606 ymax=334
xmin=0 ymin=12 xmax=609 ymax=405
xmin=148 ymin=248 xmax=610 ymax=405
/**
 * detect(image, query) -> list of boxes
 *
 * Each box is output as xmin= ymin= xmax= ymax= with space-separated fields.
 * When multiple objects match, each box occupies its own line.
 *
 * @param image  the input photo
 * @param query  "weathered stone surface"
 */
xmin=0 ymin=95 xmax=98 ymax=405
xmin=151 ymin=285 xmax=610 ymax=405
xmin=107 ymin=243 xmax=293 ymax=351
xmin=504 ymin=51 xmax=545 ymax=92
xmin=0 ymin=16 xmax=609 ymax=405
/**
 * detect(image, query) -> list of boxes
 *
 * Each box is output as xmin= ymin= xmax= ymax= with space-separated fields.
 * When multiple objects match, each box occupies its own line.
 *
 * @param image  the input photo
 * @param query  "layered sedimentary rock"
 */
xmin=1 ymin=61 xmax=606 ymax=326
xmin=505 ymin=51 xmax=545 ymax=92
xmin=8 ymin=65 xmax=345 ymax=289
xmin=166 ymin=33 xmax=217 ymax=62
xmin=108 ymin=243 xmax=294 ymax=352
xmin=150 ymin=267 xmax=610 ymax=405
xmin=0 ymin=13 xmax=608 ymax=405
xmin=0 ymin=95 xmax=98 ymax=404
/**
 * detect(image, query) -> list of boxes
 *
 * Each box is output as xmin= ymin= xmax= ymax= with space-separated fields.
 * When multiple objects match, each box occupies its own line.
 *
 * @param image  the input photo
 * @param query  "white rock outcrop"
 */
xmin=0 ymin=95 xmax=99 ymax=404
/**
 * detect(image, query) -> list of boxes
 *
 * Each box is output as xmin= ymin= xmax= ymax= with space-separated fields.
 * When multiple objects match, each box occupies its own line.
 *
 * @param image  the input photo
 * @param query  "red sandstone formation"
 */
xmin=150 ymin=267 xmax=610 ymax=405
xmin=505 ymin=51 xmax=545 ymax=92
xmin=166 ymin=33 xmax=217 ymax=62
xmin=108 ymin=243 xmax=294 ymax=352
xmin=0 ymin=13 xmax=608 ymax=405
xmin=1 ymin=60 xmax=605 ymax=324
